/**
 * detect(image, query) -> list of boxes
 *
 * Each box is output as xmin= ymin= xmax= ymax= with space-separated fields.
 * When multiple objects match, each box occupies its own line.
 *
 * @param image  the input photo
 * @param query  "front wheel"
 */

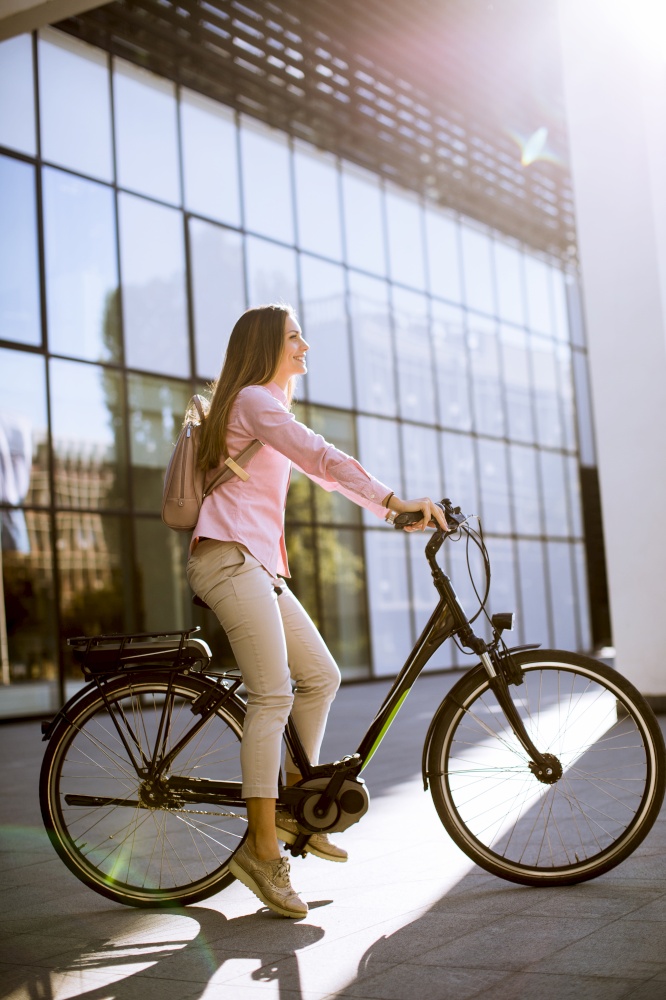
xmin=427 ymin=649 xmax=665 ymax=886
xmin=40 ymin=671 xmax=247 ymax=907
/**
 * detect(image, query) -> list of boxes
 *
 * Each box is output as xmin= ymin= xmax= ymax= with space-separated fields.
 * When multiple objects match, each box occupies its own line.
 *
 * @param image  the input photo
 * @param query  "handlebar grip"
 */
xmin=394 ymin=510 xmax=427 ymax=529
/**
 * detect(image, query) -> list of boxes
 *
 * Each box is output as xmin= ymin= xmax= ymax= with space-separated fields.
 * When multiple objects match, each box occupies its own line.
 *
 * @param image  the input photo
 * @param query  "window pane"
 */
xmin=43 ymin=168 xmax=120 ymax=362
xmin=557 ymin=344 xmax=577 ymax=451
xmin=0 ymin=156 xmax=41 ymax=346
xmin=410 ymin=538 xmax=450 ymax=661
xmin=517 ymin=539 xmax=551 ymax=646
xmin=540 ymin=450 xmax=569 ymax=537
xmin=348 ymin=272 xmax=396 ymax=416
xmin=57 ymin=512 xmax=135 ymax=674
xmin=568 ymin=279 xmax=587 ymax=349
xmin=468 ymin=314 xmax=504 ymax=438
xmin=572 ymin=350 xmax=596 ymax=466
xmin=494 ymin=241 xmax=525 ymax=326
xmin=294 ymin=141 xmax=342 ymax=260
xmin=0 ymin=34 xmax=36 ymax=155
xmin=440 ymin=431 xmax=479 ymax=517
xmin=524 ymin=256 xmax=553 ymax=335
xmin=356 ymin=416 xmax=402 ymax=527
xmin=460 ymin=224 xmax=495 ymax=315
xmin=309 ymin=407 xmax=360 ymax=526
xmin=38 ymin=29 xmax=112 ymax=182
xmin=425 ymin=206 xmax=461 ymax=303
xmin=300 ymin=256 xmax=352 ymax=408
xmin=364 ymin=529 xmax=411 ymax=676
xmin=477 ymin=438 xmax=511 ymax=534
xmin=431 ymin=301 xmax=472 ymax=431
xmin=0 ymin=510 xmax=57 ymax=715
xmin=446 ymin=531 xmax=491 ymax=654
xmin=401 ymin=424 xmax=441 ymax=498
xmin=487 ymin=536 xmax=518 ymax=624
xmin=285 ymin=467 xmax=313 ymax=526
xmin=342 ymin=163 xmax=386 ymax=276
xmin=552 ymin=268 xmax=570 ymax=341
xmin=181 ymin=89 xmax=240 ymax=227
xmin=509 ymin=444 xmax=541 ymax=536
xmin=574 ymin=542 xmax=591 ymax=650
xmin=531 ymin=337 xmax=563 ymax=448
xmin=567 ymin=456 xmax=583 ymax=538
xmin=113 ymin=58 xmax=180 ymax=204
xmin=0 ymin=348 xmax=49 ymax=506
xmin=393 ymin=288 xmax=435 ymax=424
xmin=316 ymin=527 xmax=370 ymax=678
xmin=50 ymin=359 xmax=127 ymax=509
xmin=385 ymin=187 xmax=425 ymax=290
xmin=134 ymin=519 xmax=192 ymax=631
xmin=240 ymin=117 xmax=294 ymax=243
xmin=189 ymin=219 xmax=245 ymax=379
xmin=501 ymin=325 xmax=534 ymax=443
xmin=118 ymin=193 xmax=189 ymax=377
xmin=128 ymin=374 xmax=190 ymax=513
xmin=547 ymin=541 xmax=577 ymax=649
xmin=245 ymin=235 xmax=298 ymax=306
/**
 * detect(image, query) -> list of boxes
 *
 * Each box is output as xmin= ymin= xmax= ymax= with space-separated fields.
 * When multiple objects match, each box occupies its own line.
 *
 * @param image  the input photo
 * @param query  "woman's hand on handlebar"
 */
xmin=387 ymin=495 xmax=448 ymax=532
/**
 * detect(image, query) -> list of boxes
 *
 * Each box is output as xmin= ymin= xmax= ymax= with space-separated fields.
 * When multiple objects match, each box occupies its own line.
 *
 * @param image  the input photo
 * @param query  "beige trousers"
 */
xmin=186 ymin=540 xmax=340 ymax=799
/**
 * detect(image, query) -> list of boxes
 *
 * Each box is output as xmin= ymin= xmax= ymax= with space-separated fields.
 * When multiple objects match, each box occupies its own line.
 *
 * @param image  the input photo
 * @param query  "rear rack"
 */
xmin=68 ymin=627 xmax=212 ymax=677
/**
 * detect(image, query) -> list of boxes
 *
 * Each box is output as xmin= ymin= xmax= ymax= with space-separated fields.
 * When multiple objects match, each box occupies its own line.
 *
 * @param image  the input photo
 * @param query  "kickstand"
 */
xmin=288 ymin=832 xmax=312 ymax=858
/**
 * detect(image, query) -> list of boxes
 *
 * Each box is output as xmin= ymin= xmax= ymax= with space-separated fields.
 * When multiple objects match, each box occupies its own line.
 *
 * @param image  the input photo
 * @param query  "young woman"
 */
xmin=186 ymin=304 xmax=447 ymax=919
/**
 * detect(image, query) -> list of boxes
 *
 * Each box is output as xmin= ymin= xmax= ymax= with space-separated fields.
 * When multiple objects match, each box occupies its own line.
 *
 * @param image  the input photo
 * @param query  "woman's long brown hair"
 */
xmin=197 ymin=304 xmax=296 ymax=471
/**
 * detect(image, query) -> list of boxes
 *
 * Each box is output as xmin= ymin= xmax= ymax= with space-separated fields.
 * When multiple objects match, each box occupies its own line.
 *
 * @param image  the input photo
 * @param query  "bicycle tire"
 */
xmin=427 ymin=649 xmax=665 ymax=886
xmin=40 ymin=671 xmax=247 ymax=907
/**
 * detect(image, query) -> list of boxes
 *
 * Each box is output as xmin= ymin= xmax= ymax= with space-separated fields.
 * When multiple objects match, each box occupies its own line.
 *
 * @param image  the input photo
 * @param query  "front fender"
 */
xmin=420 ymin=644 xmax=541 ymax=789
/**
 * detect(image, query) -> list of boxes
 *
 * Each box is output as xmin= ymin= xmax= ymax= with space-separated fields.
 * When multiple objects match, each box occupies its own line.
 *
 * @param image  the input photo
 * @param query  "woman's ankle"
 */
xmin=247 ymin=837 xmax=281 ymax=862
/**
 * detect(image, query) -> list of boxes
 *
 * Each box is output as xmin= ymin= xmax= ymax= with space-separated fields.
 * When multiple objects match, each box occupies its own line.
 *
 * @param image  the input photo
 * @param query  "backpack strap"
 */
xmin=203 ymin=440 xmax=264 ymax=498
xmin=191 ymin=395 xmax=206 ymax=422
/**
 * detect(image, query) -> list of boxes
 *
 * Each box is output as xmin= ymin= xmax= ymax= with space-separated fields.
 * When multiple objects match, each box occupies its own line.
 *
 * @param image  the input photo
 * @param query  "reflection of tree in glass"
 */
xmin=1 ymin=511 xmax=57 ymax=683
xmin=55 ymin=288 xmax=132 ymax=676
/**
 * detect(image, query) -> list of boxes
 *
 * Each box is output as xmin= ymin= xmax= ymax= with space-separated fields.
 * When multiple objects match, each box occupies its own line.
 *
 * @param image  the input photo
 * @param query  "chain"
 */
xmin=166 ymin=806 xmax=248 ymax=820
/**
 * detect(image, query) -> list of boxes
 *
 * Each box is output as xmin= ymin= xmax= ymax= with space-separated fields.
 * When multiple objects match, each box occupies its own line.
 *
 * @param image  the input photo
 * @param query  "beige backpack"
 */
xmin=161 ymin=395 xmax=263 ymax=531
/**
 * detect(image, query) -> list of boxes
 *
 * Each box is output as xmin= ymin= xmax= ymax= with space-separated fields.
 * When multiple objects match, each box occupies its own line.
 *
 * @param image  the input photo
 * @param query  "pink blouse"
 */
xmin=192 ymin=382 xmax=391 ymax=579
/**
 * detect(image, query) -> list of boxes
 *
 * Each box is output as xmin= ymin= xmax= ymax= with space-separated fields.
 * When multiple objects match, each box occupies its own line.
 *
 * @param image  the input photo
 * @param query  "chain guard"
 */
xmin=294 ymin=777 xmax=370 ymax=833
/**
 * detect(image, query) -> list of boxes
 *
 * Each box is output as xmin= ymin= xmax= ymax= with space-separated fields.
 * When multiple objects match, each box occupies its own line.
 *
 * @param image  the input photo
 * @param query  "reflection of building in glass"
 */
xmin=0 ymin=2 xmax=607 ymax=716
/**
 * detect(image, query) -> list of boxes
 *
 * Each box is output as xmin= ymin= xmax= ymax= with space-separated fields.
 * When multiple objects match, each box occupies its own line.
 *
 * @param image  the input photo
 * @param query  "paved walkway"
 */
xmin=1 ymin=672 xmax=665 ymax=1000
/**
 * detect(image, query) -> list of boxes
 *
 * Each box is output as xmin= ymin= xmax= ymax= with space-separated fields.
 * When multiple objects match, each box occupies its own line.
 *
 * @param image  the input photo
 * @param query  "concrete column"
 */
xmin=559 ymin=0 xmax=666 ymax=704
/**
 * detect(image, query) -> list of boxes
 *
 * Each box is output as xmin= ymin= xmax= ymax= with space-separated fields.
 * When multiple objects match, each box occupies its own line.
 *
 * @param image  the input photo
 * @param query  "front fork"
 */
xmin=479 ymin=646 xmax=556 ymax=775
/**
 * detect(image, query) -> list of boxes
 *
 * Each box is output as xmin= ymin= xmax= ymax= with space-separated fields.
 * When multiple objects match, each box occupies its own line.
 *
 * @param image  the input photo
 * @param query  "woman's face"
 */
xmin=273 ymin=315 xmax=309 ymax=388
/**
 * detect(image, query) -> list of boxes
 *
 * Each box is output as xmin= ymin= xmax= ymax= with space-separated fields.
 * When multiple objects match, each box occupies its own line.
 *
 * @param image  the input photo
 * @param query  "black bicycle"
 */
xmin=39 ymin=499 xmax=666 ymax=907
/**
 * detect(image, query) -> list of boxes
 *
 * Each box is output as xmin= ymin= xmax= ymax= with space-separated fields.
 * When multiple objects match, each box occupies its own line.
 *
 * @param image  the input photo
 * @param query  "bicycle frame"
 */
xmin=53 ymin=515 xmax=548 ymax=820
xmin=282 ymin=528 xmax=481 ymax=783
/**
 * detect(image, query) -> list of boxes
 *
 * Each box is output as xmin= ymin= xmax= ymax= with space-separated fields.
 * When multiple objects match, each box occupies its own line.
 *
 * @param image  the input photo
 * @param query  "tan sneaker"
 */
xmin=229 ymin=840 xmax=308 ymax=918
xmin=275 ymin=810 xmax=348 ymax=863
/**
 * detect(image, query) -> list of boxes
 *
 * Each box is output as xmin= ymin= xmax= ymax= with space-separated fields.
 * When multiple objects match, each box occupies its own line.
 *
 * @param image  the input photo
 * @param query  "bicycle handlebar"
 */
xmin=393 ymin=498 xmax=467 ymax=532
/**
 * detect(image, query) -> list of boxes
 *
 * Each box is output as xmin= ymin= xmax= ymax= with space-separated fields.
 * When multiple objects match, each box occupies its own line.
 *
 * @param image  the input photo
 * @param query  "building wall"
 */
xmin=560 ymin=0 xmax=666 ymax=701
xmin=0 ymin=28 xmax=592 ymax=716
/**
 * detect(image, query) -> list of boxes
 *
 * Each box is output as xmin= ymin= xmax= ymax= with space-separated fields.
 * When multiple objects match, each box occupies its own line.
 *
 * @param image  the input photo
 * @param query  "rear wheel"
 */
xmin=428 ymin=650 xmax=665 ymax=886
xmin=40 ymin=672 xmax=246 ymax=907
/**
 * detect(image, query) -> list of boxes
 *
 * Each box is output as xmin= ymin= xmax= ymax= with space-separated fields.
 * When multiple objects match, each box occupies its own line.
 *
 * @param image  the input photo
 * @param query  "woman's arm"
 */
xmin=238 ymin=386 xmax=449 ymax=532
xmin=238 ymin=386 xmax=390 ymax=508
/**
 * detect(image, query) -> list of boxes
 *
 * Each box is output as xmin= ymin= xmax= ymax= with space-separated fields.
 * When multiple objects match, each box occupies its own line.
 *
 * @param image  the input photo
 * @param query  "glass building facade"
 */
xmin=0 ymin=28 xmax=595 ymax=716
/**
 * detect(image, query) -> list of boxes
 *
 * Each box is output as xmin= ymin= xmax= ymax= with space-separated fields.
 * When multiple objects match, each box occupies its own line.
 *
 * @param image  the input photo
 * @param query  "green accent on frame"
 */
xmin=361 ymin=689 xmax=411 ymax=771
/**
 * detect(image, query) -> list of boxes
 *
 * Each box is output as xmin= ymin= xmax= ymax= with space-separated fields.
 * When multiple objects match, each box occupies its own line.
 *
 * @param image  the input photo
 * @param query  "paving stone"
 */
xmin=529 ymin=919 xmax=666 ymax=979
xmin=333 ymin=962 xmax=511 ymax=999
xmin=470 ymin=971 xmax=637 ymax=1000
